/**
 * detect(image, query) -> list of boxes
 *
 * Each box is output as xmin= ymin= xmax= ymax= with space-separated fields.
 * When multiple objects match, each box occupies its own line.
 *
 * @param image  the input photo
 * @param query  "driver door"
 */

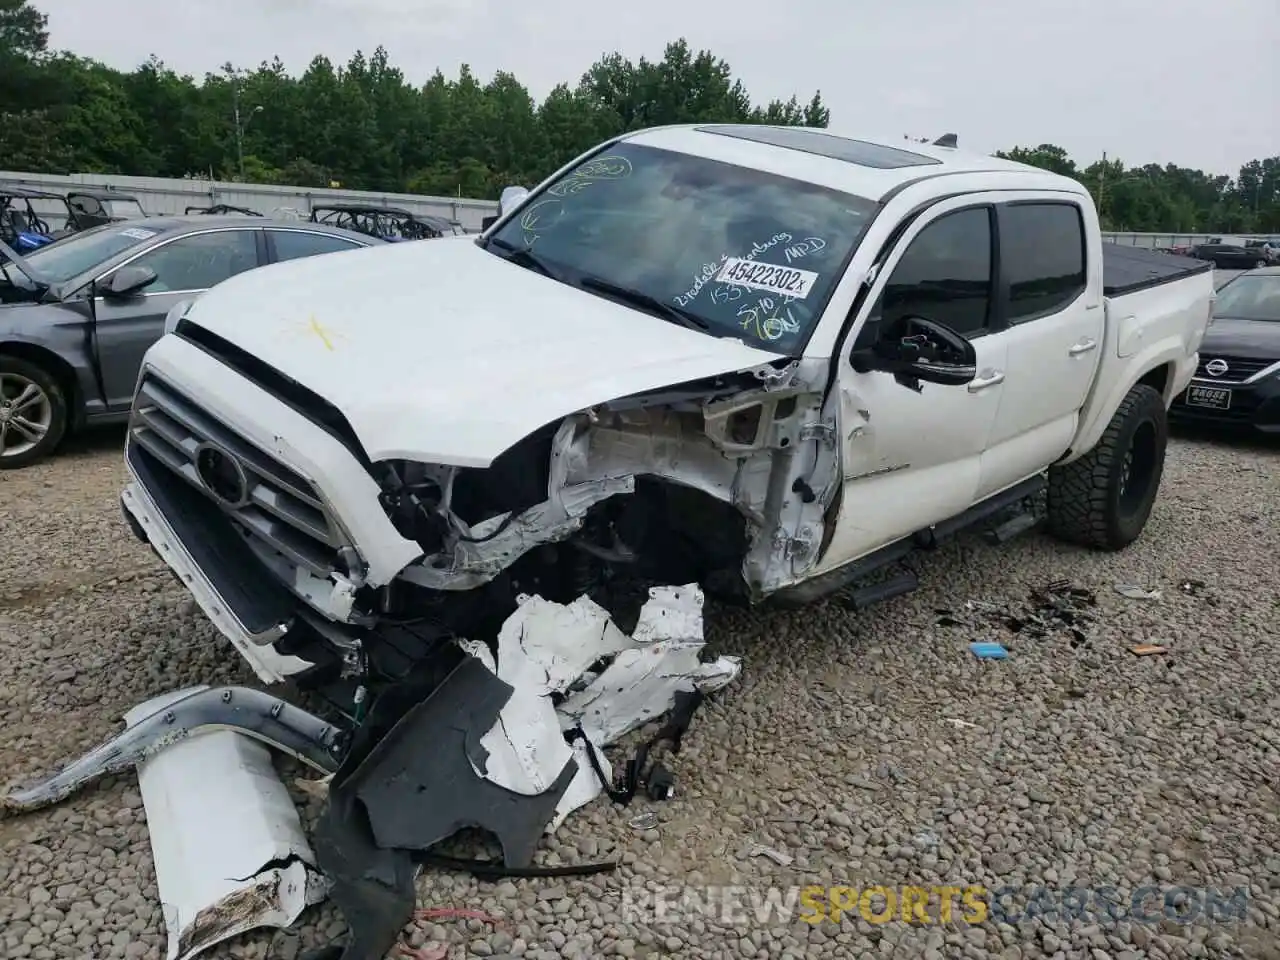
xmin=815 ymin=200 xmax=1009 ymax=572
xmin=92 ymin=228 xmax=264 ymax=410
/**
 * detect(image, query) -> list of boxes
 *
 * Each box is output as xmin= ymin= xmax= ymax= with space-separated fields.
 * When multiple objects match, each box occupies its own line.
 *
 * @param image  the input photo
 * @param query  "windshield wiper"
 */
xmin=578 ymin=275 xmax=710 ymax=332
xmin=487 ymin=236 xmax=559 ymax=280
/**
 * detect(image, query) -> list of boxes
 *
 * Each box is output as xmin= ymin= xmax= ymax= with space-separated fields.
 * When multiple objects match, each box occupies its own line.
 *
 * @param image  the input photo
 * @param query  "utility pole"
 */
xmin=232 ymin=83 xmax=263 ymax=181
xmin=1097 ymin=151 xmax=1107 ymax=224
xmin=233 ymin=85 xmax=244 ymax=181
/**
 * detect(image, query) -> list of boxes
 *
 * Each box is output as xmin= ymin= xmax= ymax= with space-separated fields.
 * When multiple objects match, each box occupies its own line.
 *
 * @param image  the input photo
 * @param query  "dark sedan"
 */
xmin=1170 ymin=267 xmax=1280 ymax=434
xmin=1245 ymin=239 xmax=1279 ymax=265
xmin=0 ymin=216 xmax=384 ymax=468
xmin=1191 ymin=242 xmax=1271 ymax=270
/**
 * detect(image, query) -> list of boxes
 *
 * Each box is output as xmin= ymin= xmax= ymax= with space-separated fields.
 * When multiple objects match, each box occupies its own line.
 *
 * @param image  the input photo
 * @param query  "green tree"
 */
xmin=1000 ymin=143 xmax=1279 ymax=233
xmin=4 ymin=0 xmax=1276 ymax=229
xmin=0 ymin=0 xmax=44 ymax=52
xmin=0 ymin=0 xmax=52 ymax=160
xmin=996 ymin=144 xmax=1078 ymax=178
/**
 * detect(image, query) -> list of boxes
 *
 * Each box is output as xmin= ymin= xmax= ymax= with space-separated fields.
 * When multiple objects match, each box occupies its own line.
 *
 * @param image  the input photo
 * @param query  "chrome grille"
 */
xmin=128 ymin=374 xmax=343 ymax=578
xmin=1194 ymin=355 xmax=1277 ymax=383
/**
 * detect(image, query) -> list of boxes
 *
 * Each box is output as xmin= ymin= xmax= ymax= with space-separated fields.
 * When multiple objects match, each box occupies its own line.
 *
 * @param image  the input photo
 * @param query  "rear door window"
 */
xmin=270 ymin=230 xmax=365 ymax=262
xmin=998 ymin=202 xmax=1087 ymax=324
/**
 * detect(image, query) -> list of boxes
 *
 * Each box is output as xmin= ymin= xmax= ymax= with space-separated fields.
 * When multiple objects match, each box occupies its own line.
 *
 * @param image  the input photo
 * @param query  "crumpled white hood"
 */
xmin=183 ymin=238 xmax=780 ymax=466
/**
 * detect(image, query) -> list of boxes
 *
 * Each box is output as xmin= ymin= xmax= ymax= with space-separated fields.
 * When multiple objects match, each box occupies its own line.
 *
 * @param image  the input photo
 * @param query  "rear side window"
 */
xmin=271 ymin=230 xmax=364 ymax=262
xmin=999 ymin=203 xmax=1086 ymax=323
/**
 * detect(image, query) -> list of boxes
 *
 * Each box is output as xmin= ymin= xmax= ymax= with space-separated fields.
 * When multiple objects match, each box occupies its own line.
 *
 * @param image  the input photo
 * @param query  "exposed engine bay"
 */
xmin=275 ymin=356 xmax=840 ymax=704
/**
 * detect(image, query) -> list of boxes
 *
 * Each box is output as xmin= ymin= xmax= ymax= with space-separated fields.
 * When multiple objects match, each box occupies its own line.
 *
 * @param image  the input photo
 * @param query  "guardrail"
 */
xmin=2 ymin=168 xmax=1270 ymax=245
xmin=1101 ymin=232 xmax=1273 ymax=249
xmin=0 ymin=170 xmax=499 ymax=231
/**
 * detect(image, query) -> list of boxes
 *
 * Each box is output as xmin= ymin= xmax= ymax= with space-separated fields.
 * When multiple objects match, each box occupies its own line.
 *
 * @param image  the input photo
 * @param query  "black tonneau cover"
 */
xmin=1102 ymin=243 xmax=1212 ymax=297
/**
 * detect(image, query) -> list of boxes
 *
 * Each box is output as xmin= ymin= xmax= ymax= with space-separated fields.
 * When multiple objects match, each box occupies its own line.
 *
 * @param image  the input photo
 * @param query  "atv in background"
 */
xmin=0 ymin=185 xmax=79 ymax=254
xmin=309 ymin=203 xmax=458 ymax=241
xmin=185 ymin=204 xmax=263 ymax=217
xmin=66 ymin=189 xmax=149 ymax=229
xmin=420 ymin=213 xmax=466 ymax=236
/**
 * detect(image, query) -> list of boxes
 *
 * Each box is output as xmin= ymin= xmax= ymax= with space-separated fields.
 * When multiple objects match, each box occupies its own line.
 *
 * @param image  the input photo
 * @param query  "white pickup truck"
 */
xmin=121 ymin=124 xmax=1215 ymax=690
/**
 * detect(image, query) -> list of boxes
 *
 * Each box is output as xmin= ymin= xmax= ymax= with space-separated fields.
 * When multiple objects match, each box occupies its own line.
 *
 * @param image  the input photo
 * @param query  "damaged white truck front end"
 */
xmin=118 ymin=221 xmax=847 ymax=690
xmin=9 ymin=125 xmax=1215 ymax=960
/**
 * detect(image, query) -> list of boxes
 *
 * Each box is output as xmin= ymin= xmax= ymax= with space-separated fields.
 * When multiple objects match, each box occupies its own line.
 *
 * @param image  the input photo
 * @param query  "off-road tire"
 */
xmin=1046 ymin=383 xmax=1167 ymax=551
xmin=0 ymin=354 xmax=69 ymax=470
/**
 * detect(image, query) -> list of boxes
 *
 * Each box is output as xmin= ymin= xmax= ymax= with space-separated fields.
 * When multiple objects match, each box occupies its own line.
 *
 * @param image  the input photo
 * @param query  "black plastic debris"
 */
xmin=416 ymin=852 xmax=618 ymax=880
xmin=1020 ymin=580 xmax=1096 ymax=647
xmin=310 ymin=647 xmax=578 ymax=960
xmin=934 ymin=609 xmax=964 ymax=628
xmin=935 ymin=580 xmax=1098 ymax=647
xmin=353 ymin=660 xmax=576 ymax=864
xmin=566 ymin=688 xmax=705 ymax=805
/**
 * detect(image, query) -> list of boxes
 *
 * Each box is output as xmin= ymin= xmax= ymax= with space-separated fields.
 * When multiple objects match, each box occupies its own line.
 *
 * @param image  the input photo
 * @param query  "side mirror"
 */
xmin=851 ymin=314 xmax=977 ymax=387
xmin=497 ymin=185 xmax=528 ymax=218
xmin=101 ymin=264 xmax=157 ymax=299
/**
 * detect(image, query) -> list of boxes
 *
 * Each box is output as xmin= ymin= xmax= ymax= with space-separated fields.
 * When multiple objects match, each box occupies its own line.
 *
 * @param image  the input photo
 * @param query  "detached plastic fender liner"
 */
xmin=312 ymin=646 xmax=578 ymax=960
xmin=1 ymin=685 xmax=344 ymax=816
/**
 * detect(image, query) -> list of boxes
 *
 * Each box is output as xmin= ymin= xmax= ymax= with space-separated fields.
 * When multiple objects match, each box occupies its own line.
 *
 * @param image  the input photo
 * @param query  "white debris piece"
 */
xmin=471 ymin=584 xmax=741 ymax=831
xmin=124 ymin=688 xmax=329 ymax=960
xmin=492 ymin=593 xmax=635 ymax=693
xmin=557 ymin=585 xmax=740 ymax=747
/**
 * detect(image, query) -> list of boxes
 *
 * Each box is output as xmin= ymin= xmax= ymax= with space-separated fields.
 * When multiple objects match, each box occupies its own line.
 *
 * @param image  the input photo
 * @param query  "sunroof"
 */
xmin=696 ymin=125 xmax=943 ymax=169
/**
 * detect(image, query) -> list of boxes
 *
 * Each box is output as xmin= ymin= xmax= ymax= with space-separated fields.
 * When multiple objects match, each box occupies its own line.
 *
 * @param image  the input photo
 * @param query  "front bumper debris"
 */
xmin=313 ymin=645 xmax=580 ymax=960
xmin=3 ymin=585 xmax=740 ymax=960
xmin=124 ymin=690 xmax=331 ymax=960
xmin=2 ymin=684 xmax=344 ymax=815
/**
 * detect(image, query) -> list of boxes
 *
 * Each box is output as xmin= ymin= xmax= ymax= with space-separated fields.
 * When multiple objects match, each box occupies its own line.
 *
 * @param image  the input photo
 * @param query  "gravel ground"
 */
xmin=1 ymin=423 xmax=1278 ymax=960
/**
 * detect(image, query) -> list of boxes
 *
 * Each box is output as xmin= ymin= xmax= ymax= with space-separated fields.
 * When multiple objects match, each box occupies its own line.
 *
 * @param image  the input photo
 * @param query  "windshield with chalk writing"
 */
xmin=484 ymin=141 xmax=878 ymax=353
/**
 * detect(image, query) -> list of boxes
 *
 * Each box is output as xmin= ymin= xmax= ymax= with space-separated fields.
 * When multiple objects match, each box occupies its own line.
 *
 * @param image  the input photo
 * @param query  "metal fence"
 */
xmin=1100 ymin=232 xmax=1273 ymax=248
xmin=0 ymin=170 xmax=499 ymax=231
xmin=2 ymin=169 xmax=1271 ymax=246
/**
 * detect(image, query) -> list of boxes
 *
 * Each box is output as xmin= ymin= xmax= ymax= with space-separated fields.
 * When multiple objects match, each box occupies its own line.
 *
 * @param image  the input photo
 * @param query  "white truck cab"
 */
xmin=120 ymin=124 xmax=1215 ymax=687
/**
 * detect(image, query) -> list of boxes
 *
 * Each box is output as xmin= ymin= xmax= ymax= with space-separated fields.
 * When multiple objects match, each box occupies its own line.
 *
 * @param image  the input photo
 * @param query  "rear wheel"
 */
xmin=0 ymin=355 xmax=69 ymax=470
xmin=1046 ymin=384 xmax=1167 ymax=551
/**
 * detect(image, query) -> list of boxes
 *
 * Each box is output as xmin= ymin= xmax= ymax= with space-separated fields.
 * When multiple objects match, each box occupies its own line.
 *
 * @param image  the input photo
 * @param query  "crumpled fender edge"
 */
xmin=1 ymin=684 xmax=344 ymax=817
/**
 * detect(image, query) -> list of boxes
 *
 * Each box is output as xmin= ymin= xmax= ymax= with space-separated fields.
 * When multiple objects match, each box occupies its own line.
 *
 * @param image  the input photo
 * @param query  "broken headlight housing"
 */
xmin=375 ymin=461 xmax=449 ymax=555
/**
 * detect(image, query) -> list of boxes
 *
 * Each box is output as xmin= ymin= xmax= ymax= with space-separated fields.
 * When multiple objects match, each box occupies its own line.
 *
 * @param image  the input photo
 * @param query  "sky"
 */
xmin=36 ymin=0 xmax=1280 ymax=177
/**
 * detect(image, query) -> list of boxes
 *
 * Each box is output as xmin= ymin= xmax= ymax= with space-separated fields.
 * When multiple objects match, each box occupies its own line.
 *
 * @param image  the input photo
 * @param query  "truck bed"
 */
xmin=1102 ymin=243 xmax=1213 ymax=297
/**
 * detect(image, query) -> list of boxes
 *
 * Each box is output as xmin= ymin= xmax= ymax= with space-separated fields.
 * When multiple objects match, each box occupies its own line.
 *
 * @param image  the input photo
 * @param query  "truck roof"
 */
xmin=622 ymin=124 xmax=1078 ymax=202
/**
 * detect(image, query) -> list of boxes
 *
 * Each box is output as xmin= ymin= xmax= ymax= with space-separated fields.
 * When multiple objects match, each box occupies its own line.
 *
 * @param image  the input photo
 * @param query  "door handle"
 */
xmin=967 ymin=370 xmax=1005 ymax=393
xmin=1069 ymin=338 xmax=1098 ymax=356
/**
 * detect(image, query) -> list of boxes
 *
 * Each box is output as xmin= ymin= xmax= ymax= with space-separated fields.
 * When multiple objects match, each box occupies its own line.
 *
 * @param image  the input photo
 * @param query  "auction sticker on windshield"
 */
xmin=715 ymin=258 xmax=819 ymax=299
xmin=120 ymin=228 xmax=157 ymax=240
